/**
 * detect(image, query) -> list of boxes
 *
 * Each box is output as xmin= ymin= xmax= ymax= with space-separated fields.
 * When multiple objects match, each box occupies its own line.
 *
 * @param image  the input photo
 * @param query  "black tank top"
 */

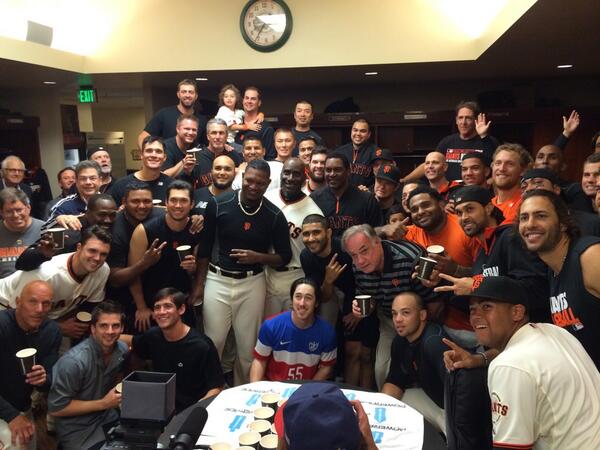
xmin=549 ymin=236 xmax=600 ymax=368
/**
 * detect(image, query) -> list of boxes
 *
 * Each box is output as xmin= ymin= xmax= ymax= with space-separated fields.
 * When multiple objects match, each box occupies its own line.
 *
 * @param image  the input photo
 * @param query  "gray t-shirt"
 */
xmin=0 ymin=219 xmax=43 ymax=279
xmin=48 ymin=337 xmax=128 ymax=450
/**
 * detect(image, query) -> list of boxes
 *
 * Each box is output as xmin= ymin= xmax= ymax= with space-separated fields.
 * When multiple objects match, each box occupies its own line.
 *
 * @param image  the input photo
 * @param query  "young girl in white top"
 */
xmin=215 ymin=84 xmax=263 ymax=151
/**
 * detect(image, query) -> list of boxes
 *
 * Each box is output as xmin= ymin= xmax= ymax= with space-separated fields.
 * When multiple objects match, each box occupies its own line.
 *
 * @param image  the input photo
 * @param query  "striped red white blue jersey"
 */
xmin=253 ymin=311 xmax=337 ymax=381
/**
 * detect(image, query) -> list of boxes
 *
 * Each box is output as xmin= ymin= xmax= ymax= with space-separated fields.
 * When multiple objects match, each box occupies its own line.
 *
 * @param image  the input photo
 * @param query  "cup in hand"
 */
xmin=47 ymin=227 xmax=66 ymax=250
xmin=426 ymin=245 xmax=445 ymax=256
xmin=16 ymin=348 xmax=37 ymax=375
xmin=417 ymin=256 xmax=437 ymax=281
xmin=176 ymin=245 xmax=192 ymax=262
xmin=355 ymin=295 xmax=372 ymax=316
xmin=76 ymin=311 xmax=92 ymax=323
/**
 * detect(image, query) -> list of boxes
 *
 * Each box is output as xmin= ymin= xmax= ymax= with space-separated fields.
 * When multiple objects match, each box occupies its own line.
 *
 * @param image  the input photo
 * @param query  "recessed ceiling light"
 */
xmin=365 ymin=72 xmax=378 ymax=76
xmin=557 ymin=64 xmax=573 ymax=69
xmin=43 ymin=81 xmax=56 ymax=85
xmin=195 ymin=77 xmax=208 ymax=81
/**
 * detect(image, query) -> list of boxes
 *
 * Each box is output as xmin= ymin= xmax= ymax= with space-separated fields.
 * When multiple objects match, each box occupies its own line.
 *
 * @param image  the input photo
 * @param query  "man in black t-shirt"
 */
xmin=181 ymin=118 xmax=242 ymax=190
xmin=137 ymin=78 xmax=207 ymax=149
xmin=193 ymin=159 xmax=292 ymax=385
xmin=106 ymin=181 xmax=164 ymax=331
xmin=300 ymin=214 xmax=378 ymax=389
xmin=517 ymin=189 xmax=600 ymax=368
xmin=235 ymin=87 xmax=275 ymax=160
xmin=109 ymin=136 xmax=174 ymax=205
xmin=403 ymin=101 xmax=499 ymax=183
xmin=128 ymin=288 xmax=223 ymax=412
xmin=311 ymin=152 xmax=402 ymax=239
xmin=161 ymin=114 xmax=200 ymax=178
xmin=192 ymin=154 xmax=235 ymax=215
xmin=292 ymin=100 xmax=323 ymax=155
xmin=335 ymin=118 xmax=381 ymax=187
xmin=128 ymin=180 xmax=202 ymax=333
xmin=0 ymin=280 xmax=61 ymax=448
xmin=382 ymin=292 xmax=449 ymax=433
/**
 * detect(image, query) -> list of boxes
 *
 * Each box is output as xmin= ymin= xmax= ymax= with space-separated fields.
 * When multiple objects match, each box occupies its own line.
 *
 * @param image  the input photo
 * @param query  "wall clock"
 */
xmin=240 ymin=0 xmax=293 ymax=52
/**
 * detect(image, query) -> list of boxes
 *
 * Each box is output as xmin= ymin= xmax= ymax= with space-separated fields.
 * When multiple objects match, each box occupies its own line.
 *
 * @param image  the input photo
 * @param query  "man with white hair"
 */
xmin=0 ymin=156 xmax=32 ymax=199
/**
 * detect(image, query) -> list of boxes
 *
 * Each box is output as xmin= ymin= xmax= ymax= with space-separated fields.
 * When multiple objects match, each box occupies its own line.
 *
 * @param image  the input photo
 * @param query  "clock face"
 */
xmin=240 ymin=0 xmax=293 ymax=52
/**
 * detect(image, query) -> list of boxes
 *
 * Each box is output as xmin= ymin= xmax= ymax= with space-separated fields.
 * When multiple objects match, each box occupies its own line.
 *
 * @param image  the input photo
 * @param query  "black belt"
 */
xmin=209 ymin=263 xmax=263 ymax=279
xmin=273 ymin=266 xmax=302 ymax=272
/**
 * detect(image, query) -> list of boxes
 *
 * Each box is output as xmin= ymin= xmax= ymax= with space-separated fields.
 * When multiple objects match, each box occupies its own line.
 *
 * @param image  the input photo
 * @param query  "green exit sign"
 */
xmin=78 ymin=88 xmax=97 ymax=103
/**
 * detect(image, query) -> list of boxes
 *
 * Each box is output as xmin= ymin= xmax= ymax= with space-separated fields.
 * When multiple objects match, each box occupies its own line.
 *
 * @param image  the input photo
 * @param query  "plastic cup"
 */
xmin=239 ymin=431 xmax=261 ymax=448
xmin=356 ymin=295 xmax=372 ymax=316
xmin=417 ymin=256 xmax=437 ymax=281
xmin=260 ymin=393 xmax=280 ymax=412
xmin=47 ymin=227 xmax=66 ymax=250
xmin=253 ymin=406 xmax=275 ymax=423
xmin=176 ymin=245 xmax=192 ymax=262
xmin=115 ymin=382 xmax=122 ymax=394
xmin=16 ymin=348 xmax=37 ymax=375
xmin=249 ymin=419 xmax=271 ymax=437
xmin=259 ymin=434 xmax=278 ymax=450
xmin=211 ymin=443 xmax=231 ymax=450
xmin=76 ymin=311 xmax=92 ymax=323
xmin=187 ymin=149 xmax=200 ymax=163
xmin=426 ymin=245 xmax=445 ymax=256
xmin=152 ymin=199 xmax=163 ymax=206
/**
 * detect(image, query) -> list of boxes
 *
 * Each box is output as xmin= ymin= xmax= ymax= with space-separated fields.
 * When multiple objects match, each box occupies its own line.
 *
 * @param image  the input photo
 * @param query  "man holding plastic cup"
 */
xmin=0 ymin=280 xmax=61 ymax=449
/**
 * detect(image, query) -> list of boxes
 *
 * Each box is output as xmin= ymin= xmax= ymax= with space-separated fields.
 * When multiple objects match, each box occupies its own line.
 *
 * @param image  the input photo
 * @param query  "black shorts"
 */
xmin=343 ymin=312 xmax=379 ymax=348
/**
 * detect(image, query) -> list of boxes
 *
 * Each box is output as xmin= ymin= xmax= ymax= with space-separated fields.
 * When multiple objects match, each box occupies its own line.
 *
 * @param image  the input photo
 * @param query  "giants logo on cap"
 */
xmin=375 ymin=149 xmax=382 ymax=157
xmin=383 ymin=165 xmax=392 ymax=173
xmin=472 ymin=274 xmax=484 ymax=289
xmin=243 ymin=222 xmax=251 ymax=231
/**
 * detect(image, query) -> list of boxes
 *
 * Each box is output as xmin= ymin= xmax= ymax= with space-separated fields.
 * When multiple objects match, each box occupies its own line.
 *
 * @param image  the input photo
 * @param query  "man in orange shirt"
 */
xmin=491 ymin=143 xmax=532 ymax=222
xmin=405 ymin=186 xmax=478 ymax=272
xmin=405 ymin=185 xmax=479 ymax=346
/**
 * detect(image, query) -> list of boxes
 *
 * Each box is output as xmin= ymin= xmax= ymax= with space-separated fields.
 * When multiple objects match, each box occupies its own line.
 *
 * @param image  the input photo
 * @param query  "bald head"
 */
xmin=424 ymin=151 xmax=447 ymax=182
xmin=211 ymin=154 xmax=236 ymax=190
xmin=15 ymin=280 xmax=53 ymax=332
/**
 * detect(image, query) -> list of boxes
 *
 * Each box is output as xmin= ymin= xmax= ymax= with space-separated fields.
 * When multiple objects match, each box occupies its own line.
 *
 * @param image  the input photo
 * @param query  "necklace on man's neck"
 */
xmin=238 ymin=191 xmax=263 ymax=216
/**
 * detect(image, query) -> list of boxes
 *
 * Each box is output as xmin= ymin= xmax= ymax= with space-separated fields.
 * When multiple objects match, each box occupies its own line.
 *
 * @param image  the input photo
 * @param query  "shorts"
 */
xmin=343 ymin=312 xmax=379 ymax=348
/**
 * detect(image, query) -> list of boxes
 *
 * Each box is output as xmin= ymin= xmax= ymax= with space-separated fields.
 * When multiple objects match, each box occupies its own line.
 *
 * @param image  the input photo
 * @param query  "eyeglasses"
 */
xmin=3 ymin=207 xmax=27 ymax=216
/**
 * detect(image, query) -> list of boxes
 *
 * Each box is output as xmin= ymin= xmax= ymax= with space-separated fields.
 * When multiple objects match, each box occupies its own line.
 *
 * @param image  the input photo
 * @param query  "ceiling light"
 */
xmin=365 ymin=72 xmax=378 ymax=76
xmin=195 ymin=77 xmax=208 ymax=81
xmin=43 ymin=81 xmax=56 ymax=85
xmin=556 ymin=64 xmax=573 ymax=69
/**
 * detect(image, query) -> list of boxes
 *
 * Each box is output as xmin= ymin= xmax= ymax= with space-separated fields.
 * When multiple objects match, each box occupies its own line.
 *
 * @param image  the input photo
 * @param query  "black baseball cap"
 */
xmin=454 ymin=185 xmax=494 ymax=206
xmin=521 ymin=168 xmax=560 ymax=186
xmin=471 ymin=276 xmax=528 ymax=309
xmin=375 ymin=164 xmax=401 ymax=185
xmin=371 ymin=148 xmax=394 ymax=163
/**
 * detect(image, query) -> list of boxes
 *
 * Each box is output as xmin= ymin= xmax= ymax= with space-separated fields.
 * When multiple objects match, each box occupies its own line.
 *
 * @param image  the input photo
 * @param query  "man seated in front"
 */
xmin=124 ymin=288 xmax=224 ymax=413
xmin=48 ymin=301 xmax=128 ymax=450
xmin=250 ymin=278 xmax=337 ymax=382
xmin=381 ymin=292 xmax=449 ymax=433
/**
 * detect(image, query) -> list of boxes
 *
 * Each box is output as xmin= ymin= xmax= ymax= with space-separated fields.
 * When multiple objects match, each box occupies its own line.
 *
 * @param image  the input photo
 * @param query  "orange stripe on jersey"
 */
xmin=493 ymin=442 xmax=533 ymax=449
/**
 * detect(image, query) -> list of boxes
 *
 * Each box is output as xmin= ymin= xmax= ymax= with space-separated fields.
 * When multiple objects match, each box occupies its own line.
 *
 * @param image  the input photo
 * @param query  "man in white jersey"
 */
xmin=0 ymin=226 xmax=110 ymax=339
xmin=446 ymin=275 xmax=600 ymax=450
xmin=264 ymin=158 xmax=322 ymax=316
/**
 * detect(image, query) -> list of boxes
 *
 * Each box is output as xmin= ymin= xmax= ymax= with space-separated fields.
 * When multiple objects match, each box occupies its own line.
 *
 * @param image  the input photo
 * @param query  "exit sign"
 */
xmin=78 ymin=88 xmax=97 ymax=103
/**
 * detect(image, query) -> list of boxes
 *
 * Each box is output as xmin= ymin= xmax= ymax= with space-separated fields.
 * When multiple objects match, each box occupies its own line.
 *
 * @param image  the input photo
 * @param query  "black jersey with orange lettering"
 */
xmin=140 ymin=215 xmax=203 ymax=306
xmin=335 ymin=142 xmax=380 ymax=187
xmin=180 ymin=148 xmax=242 ymax=190
xmin=472 ymin=224 xmax=550 ymax=323
xmin=549 ymin=236 xmax=600 ymax=368
xmin=310 ymin=185 xmax=383 ymax=237
xmin=198 ymin=190 xmax=292 ymax=272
